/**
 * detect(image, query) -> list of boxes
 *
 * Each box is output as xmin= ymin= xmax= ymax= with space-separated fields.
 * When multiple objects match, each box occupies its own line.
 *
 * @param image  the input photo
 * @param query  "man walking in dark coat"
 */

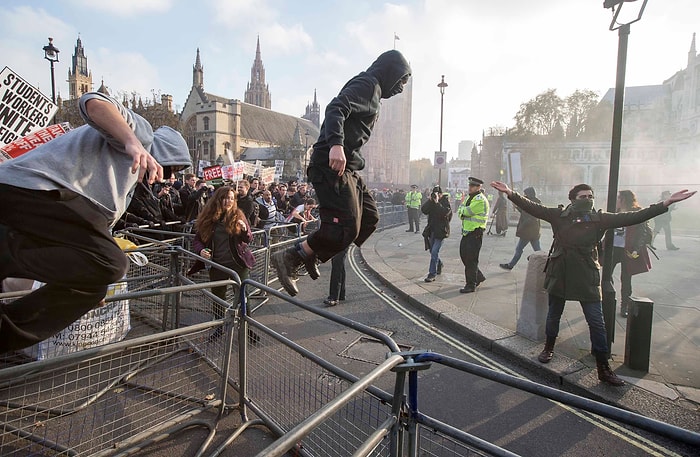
xmin=491 ymin=180 xmax=695 ymax=386
xmin=421 ymin=186 xmax=452 ymax=282
xmin=500 ymin=186 xmax=542 ymax=270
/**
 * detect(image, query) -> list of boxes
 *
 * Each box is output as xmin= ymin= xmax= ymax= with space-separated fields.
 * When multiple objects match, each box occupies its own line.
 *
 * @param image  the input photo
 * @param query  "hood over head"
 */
xmin=150 ymin=126 xmax=192 ymax=177
xmin=366 ymin=50 xmax=412 ymax=99
xmin=524 ymin=187 xmax=536 ymax=199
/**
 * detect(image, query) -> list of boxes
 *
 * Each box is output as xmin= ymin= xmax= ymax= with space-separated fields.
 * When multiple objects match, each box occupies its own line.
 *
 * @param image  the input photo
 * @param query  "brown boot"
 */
xmin=538 ymin=337 xmax=556 ymax=363
xmin=596 ymin=360 xmax=626 ymax=387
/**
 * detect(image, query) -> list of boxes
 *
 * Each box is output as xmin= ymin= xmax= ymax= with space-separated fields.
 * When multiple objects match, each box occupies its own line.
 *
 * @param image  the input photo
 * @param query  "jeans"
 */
xmin=507 ymin=237 xmax=542 ymax=267
xmin=545 ymin=294 xmax=609 ymax=356
xmin=428 ymin=235 xmax=444 ymax=276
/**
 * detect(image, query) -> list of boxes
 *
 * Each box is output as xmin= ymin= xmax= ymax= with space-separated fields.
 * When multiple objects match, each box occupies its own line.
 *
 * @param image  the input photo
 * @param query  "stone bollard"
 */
xmin=516 ymin=251 xmax=549 ymax=341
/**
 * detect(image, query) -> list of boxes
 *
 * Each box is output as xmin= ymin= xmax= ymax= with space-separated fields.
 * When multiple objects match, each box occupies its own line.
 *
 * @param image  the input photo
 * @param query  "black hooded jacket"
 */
xmin=309 ymin=50 xmax=412 ymax=172
xmin=515 ymin=187 xmax=542 ymax=240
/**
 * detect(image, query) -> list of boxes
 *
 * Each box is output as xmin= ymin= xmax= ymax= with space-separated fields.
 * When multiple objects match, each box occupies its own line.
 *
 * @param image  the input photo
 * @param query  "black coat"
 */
xmin=421 ymin=195 xmax=452 ymax=240
xmin=509 ymin=192 xmax=667 ymax=301
xmin=514 ymin=196 xmax=541 ymax=241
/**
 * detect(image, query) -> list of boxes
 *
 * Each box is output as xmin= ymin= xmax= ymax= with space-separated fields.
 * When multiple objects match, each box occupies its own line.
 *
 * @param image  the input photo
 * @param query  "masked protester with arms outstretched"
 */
xmin=491 ymin=180 xmax=695 ymax=386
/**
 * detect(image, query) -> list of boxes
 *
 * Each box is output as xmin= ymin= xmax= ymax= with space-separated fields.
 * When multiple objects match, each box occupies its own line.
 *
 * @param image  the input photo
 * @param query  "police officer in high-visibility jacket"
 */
xmin=405 ymin=184 xmax=422 ymax=233
xmin=457 ymin=177 xmax=489 ymax=293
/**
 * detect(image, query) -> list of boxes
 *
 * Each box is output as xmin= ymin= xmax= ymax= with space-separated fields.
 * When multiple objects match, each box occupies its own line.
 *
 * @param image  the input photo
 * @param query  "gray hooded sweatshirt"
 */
xmin=0 ymin=92 xmax=191 ymax=226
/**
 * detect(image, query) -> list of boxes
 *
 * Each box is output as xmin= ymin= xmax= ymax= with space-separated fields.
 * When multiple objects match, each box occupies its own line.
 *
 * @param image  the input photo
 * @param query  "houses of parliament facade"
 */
xmin=60 ymin=36 xmax=413 ymax=187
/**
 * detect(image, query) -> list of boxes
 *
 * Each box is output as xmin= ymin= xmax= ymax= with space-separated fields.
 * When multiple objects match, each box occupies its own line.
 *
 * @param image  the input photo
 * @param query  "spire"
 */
xmin=313 ymin=88 xmax=318 ymax=105
xmin=689 ymin=32 xmax=697 ymax=67
xmin=193 ymin=48 xmax=204 ymax=88
xmin=292 ymin=121 xmax=303 ymax=146
xmin=244 ymin=36 xmax=271 ymax=108
xmin=97 ymin=78 xmax=109 ymax=96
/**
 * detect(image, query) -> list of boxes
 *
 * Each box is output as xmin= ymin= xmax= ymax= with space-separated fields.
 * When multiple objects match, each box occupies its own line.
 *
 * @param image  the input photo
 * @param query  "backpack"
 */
xmin=639 ymin=220 xmax=653 ymax=246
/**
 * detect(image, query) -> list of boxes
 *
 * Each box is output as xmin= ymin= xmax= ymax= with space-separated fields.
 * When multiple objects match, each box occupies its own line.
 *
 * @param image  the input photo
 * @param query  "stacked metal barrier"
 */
xmin=0 ymin=242 xmax=239 ymax=456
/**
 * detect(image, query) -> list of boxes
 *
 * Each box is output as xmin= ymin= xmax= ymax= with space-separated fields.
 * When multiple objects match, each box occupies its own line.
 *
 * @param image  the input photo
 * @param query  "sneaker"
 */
xmin=323 ymin=298 xmax=338 ymax=306
xmin=271 ymin=248 xmax=303 ymax=296
xmin=499 ymin=263 xmax=513 ymax=270
xmin=668 ymin=245 xmax=680 ymax=251
xmin=436 ymin=261 xmax=443 ymax=275
xmin=459 ymin=285 xmax=476 ymax=293
xmin=424 ymin=275 xmax=436 ymax=283
xmin=405 ymin=229 xmax=413 ymax=232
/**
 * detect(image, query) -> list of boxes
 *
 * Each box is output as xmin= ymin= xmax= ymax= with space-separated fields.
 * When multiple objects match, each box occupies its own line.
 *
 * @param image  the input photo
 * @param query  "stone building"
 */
xmin=481 ymin=33 xmax=699 ymax=207
xmin=67 ymin=36 xmax=92 ymax=100
xmin=179 ymin=45 xmax=319 ymax=176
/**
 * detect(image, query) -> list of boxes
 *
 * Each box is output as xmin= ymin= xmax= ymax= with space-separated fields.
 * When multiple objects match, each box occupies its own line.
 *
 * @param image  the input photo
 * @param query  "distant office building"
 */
xmin=361 ymin=78 xmax=413 ymax=188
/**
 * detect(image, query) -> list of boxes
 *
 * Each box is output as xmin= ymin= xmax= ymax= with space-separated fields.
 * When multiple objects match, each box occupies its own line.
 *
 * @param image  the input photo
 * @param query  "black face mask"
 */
xmin=571 ymin=199 xmax=594 ymax=212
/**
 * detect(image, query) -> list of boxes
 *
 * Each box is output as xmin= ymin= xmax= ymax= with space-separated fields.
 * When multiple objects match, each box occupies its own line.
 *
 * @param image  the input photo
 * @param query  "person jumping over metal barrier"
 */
xmin=0 ymin=92 xmax=191 ymax=353
xmin=271 ymin=50 xmax=412 ymax=296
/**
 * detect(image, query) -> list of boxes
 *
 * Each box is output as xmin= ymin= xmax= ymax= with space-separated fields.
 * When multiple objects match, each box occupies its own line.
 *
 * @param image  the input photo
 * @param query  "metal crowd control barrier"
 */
xmin=2 ymin=235 xmax=699 ymax=456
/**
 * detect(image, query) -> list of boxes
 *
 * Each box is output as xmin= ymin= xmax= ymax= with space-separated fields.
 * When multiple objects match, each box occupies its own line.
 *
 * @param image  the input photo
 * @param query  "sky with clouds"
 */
xmin=1 ymin=0 xmax=697 ymax=161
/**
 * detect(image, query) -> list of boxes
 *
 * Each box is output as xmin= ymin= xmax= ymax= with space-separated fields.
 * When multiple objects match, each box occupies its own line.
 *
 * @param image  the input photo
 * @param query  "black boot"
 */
xmin=301 ymin=252 xmax=320 ymax=280
xmin=538 ymin=337 xmax=555 ymax=363
xmin=595 ymin=354 xmax=625 ymax=386
xmin=271 ymin=247 xmax=305 ymax=296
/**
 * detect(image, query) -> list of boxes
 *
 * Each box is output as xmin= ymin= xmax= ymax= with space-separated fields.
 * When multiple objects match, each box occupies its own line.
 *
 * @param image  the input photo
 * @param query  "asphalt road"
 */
xmin=139 ymin=247 xmax=697 ymax=456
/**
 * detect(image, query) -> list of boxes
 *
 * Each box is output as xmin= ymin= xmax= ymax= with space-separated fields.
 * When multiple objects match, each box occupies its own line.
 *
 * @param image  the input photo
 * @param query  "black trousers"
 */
xmin=407 ymin=208 xmax=420 ymax=232
xmin=459 ymin=229 xmax=485 ymax=286
xmin=0 ymin=184 xmax=128 ymax=353
xmin=307 ymin=167 xmax=379 ymax=263
xmin=328 ymin=248 xmax=348 ymax=301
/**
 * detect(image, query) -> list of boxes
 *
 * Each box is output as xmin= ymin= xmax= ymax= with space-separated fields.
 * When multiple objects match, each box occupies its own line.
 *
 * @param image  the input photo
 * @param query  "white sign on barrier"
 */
xmin=0 ymin=66 xmax=58 ymax=145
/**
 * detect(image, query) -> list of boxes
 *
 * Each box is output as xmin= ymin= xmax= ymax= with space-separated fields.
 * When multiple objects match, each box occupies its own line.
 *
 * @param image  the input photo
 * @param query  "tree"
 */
xmin=513 ymin=89 xmax=565 ymax=136
xmin=512 ymin=89 xmax=602 ymax=138
xmin=564 ymin=89 xmax=600 ymax=138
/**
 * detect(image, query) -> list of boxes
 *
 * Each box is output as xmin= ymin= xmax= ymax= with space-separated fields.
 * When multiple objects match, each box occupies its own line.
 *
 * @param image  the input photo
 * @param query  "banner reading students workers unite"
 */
xmin=0 ymin=66 xmax=58 ymax=145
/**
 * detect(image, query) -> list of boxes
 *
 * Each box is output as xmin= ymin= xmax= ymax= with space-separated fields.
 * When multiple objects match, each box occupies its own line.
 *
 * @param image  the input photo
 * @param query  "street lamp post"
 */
xmin=601 ymin=0 xmax=648 ymax=355
xmin=437 ymin=75 xmax=448 ymax=187
xmin=42 ymin=37 xmax=60 ymax=105
xmin=304 ymin=129 xmax=310 ymax=178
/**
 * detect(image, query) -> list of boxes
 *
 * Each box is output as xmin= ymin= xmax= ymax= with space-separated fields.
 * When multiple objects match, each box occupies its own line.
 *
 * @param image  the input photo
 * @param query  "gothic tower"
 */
xmin=193 ymin=48 xmax=204 ymax=88
xmin=301 ymin=89 xmax=321 ymax=128
xmin=67 ymin=36 xmax=92 ymax=100
xmin=244 ymin=36 xmax=271 ymax=109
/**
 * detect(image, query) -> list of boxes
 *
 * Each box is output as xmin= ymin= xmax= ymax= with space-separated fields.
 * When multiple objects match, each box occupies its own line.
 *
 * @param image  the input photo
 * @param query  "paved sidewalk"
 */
xmin=360 ymin=216 xmax=700 ymax=413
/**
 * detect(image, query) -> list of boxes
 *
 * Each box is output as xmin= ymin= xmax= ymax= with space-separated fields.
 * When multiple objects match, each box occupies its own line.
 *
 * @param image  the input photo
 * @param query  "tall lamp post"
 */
xmin=601 ymin=0 xmax=648 ymax=354
xmin=304 ymin=129 xmax=310 ymax=178
xmin=42 ymin=37 xmax=60 ymax=104
xmin=437 ymin=75 xmax=448 ymax=187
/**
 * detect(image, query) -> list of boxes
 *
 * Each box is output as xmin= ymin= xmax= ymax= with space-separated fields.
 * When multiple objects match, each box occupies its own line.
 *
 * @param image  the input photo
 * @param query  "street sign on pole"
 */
xmin=434 ymin=151 xmax=447 ymax=169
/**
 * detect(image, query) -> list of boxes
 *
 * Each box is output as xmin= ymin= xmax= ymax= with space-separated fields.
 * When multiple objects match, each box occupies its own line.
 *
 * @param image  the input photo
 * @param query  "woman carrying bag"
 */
xmin=188 ymin=186 xmax=255 ymax=321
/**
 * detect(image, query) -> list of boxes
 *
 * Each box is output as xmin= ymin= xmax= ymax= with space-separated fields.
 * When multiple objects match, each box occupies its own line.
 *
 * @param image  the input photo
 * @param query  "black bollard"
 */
xmin=624 ymin=297 xmax=654 ymax=372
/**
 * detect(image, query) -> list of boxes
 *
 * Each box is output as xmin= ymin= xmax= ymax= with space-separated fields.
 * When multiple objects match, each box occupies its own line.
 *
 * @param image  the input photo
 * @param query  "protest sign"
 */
xmin=0 ymin=122 xmax=71 ymax=162
xmin=0 ymin=66 xmax=57 ymax=145
xmin=274 ymin=159 xmax=284 ymax=180
xmin=231 ymin=161 xmax=245 ymax=181
xmin=260 ymin=166 xmax=276 ymax=185
xmin=202 ymin=165 xmax=223 ymax=181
